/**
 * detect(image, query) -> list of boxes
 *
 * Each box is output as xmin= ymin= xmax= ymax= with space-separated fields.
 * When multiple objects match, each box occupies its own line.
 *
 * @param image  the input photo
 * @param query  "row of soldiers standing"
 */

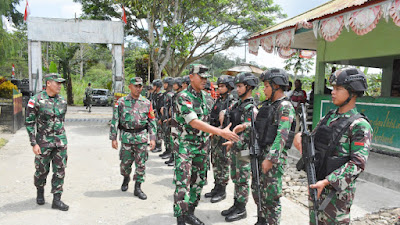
xmin=25 ymin=66 xmax=371 ymax=225
xmin=143 ymin=65 xmax=296 ymax=225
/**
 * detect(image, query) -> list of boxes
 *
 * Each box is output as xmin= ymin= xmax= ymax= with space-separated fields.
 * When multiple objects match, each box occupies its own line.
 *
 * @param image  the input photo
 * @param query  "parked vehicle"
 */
xmin=84 ymin=88 xmax=113 ymax=106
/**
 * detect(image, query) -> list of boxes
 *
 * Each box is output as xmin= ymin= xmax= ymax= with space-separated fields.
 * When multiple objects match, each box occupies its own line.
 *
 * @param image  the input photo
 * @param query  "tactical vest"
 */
xmin=255 ymin=98 xmax=295 ymax=149
xmin=313 ymin=110 xmax=367 ymax=180
xmin=229 ymin=98 xmax=253 ymax=130
xmin=210 ymin=95 xmax=231 ymax=127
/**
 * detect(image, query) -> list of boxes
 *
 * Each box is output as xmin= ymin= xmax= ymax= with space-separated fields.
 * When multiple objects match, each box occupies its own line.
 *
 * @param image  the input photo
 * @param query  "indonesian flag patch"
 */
xmin=28 ymin=99 xmax=35 ymax=108
xmin=186 ymin=101 xmax=192 ymax=107
xmin=114 ymin=102 xmax=119 ymax=108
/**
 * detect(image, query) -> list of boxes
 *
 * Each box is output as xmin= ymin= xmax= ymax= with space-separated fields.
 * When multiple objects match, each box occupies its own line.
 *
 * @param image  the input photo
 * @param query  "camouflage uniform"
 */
xmin=170 ymin=90 xmax=181 ymax=168
xmin=26 ymin=91 xmax=68 ymax=194
xmin=251 ymin=97 xmax=295 ymax=224
xmin=229 ymin=97 xmax=255 ymax=205
xmin=85 ymin=86 xmax=93 ymax=111
xmin=204 ymin=91 xmax=214 ymax=172
xmin=310 ymin=107 xmax=372 ymax=224
xmin=152 ymin=90 xmax=164 ymax=148
xmin=210 ymin=93 xmax=235 ymax=187
xmin=173 ymin=84 xmax=209 ymax=217
xmin=162 ymin=90 xmax=175 ymax=153
xmin=109 ymin=92 xmax=157 ymax=184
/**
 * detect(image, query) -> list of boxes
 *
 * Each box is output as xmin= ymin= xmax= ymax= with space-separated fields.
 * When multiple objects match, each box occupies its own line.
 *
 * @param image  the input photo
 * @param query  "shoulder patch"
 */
xmin=28 ymin=99 xmax=35 ymax=108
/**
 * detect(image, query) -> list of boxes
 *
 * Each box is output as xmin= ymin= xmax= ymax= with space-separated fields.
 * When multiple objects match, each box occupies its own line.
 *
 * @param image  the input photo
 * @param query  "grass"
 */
xmin=0 ymin=138 xmax=8 ymax=149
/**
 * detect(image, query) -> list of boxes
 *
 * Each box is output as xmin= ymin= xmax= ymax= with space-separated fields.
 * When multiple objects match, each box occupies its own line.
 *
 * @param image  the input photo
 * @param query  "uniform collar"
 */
xmin=334 ymin=107 xmax=358 ymax=117
xmin=126 ymin=94 xmax=143 ymax=101
xmin=187 ymin=85 xmax=203 ymax=98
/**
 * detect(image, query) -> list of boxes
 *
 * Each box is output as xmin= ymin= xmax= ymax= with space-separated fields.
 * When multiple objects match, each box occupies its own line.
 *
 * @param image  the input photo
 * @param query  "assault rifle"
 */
xmin=249 ymin=104 xmax=262 ymax=219
xmin=299 ymin=103 xmax=319 ymax=225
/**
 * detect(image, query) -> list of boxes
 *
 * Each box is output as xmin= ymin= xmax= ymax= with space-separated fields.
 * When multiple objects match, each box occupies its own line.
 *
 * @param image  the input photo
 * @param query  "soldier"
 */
xmin=159 ymin=77 xmax=175 ymax=159
xmin=182 ymin=75 xmax=190 ymax=90
xmin=205 ymin=75 xmax=236 ymax=203
xmin=25 ymin=73 xmax=69 ymax=211
xmin=109 ymin=77 xmax=157 ymax=200
xmin=250 ymin=68 xmax=295 ymax=225
xmin=174 ymin=64 xmax=239 ymax=225
xmin=165 ymin=77 xmax=184 ymax=166
xmin=221 ymin=72 xmax=258 ymax=222
xmin=293 ymin=68 xmax=372 ymax=224
xmin=85 ymin=82 xmax=93 ymax=113
xmin=151 ymin=79 xmax=164 ymax=153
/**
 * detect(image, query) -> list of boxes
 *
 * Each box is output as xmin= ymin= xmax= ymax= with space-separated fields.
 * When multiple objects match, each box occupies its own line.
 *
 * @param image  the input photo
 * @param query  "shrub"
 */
xmin=0 ymin=80 xmax=18 ymax=98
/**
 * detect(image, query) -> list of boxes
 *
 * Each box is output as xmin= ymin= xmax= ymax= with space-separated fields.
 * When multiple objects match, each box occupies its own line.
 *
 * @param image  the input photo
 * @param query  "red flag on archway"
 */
xmin=24 ymin=1 xmax=30 ymax=22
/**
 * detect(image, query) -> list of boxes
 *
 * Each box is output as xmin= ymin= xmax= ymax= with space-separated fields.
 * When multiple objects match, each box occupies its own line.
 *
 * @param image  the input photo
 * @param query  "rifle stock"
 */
xmin=300 ymin=103 xmax=319 ymax=225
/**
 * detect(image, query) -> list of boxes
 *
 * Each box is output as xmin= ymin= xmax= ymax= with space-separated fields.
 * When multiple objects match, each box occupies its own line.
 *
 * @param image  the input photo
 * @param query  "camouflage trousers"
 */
xmin=120 ymin=142 xmax=149 ymax=183
xmin=210 ymin=136 xmax=230 ymax=186
xmin=173 ymin=150 xmax=207 ymax=217
xmin=251 ymin=163 xmax=284 ymax=225
xmin=231 ymin=152 xmax=250 ymax=204
xmin=162 ymin=123 xmax=172 ymax=152
xmin=309 ymin=187 xmax=354 ymax=225
xmin=34 ymin=145 xmax=68 ymax=194
xmin=156 ymin=120 xmax=163 ymax=146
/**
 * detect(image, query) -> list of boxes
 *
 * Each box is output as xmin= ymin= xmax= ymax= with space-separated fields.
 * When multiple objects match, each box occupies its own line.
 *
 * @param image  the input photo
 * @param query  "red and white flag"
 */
xmin=24 ymin=0 xmax=30 ymax=22
xmin=122 ymin=5 xmax=127 ymax=24
xmin=12 ymin=64 xmax=15 ymax=77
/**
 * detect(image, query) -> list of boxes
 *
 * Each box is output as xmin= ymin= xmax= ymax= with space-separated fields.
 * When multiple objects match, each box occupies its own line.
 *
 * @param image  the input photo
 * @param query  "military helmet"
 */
xmin=173 ymin=77 xmax=183 ymax=87
xmin=163 ymin=77 xmax=174 ymax=86
xmin=260 ymin=68 xmax=289 ymax=86
xmin=182 ymin=75 xmax=190 ymax=85
xmin=152 ymin=79 xmax=163 ymax=88
xmin=329 ymin=68 xmax=368 ymax=93
xmin=234 ymin=72 xmax=258 ymax=87
xmin=204 ymin=80 xmax=211 ymax=90
xmin=217 ymin=75 xmax=235 ymax=89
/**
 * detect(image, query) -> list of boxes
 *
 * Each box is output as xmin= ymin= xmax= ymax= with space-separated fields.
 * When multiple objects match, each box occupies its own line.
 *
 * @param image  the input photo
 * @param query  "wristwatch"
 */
xmin=31 ymin=142 xmax=37 ymax=147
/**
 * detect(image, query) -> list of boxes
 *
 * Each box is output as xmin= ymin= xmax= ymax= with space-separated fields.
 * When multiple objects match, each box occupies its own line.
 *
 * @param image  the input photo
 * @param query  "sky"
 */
xmin=13 ymin=0 xmax=332 ymax=75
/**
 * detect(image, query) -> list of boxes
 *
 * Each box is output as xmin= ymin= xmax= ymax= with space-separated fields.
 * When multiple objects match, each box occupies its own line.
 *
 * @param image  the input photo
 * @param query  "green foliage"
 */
xmin=195 ymin=53 xmax=244 ymax=77
xmin=365 ymin=73 xmax=381 ymax=97
xmin=84 ymin=63 xmax=112 ymax=88
xmin=284 ymin=52 xmax=314 ymax=76
xmin=0 ymin=138 xmax=8 ymax=149
xmin=49 ymin=61 xmax=58 ymax=73
xmin=76 ymin=0 xmax=285 ymax=78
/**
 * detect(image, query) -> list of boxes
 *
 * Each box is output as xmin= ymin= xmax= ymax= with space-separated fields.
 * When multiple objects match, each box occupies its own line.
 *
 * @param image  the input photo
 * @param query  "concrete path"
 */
xmin=0 ymin=106 xmax=398 ymax=224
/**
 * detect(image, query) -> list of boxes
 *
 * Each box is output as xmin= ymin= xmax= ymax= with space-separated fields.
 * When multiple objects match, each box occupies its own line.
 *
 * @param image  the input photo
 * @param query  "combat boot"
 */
xmin=52 ymin=193 xmax=69 ymax=211
xmin=255 ymin=217 xmax=267 ymax=225
xmin=161 ymin=151 xmax=171 ymax=159
xmin=204 ymin=184 xmax=218 ymax=198
xmin=177 ymin=215 xmax=186 ymax=225
xmin=185 ymin=206 xmax=204 ymax=225
xmin=225 ymin=201 xmax=247 ymax=222
xmin=159 ymin=149 xmax=170 ymax=158
xmin=210 ymin=184 xmax=226 ymax=203
xmin=221 ymin=199 xmax=238 ymax=216
xmin=121 ymin=176 xmax=130 ymax=192
xmin=133 ymin=182 xmax=147 ymax=200
xmin=151 ymin=143 xmax=162 ymax=153
xmin=165 ymin=156 xmax=173 ymax=164
xmin=36 ymin=187 xmax=45 ymax=205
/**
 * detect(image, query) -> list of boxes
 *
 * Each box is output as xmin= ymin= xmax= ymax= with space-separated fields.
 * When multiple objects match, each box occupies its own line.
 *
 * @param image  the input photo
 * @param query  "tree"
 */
xmin=74 ymin=0 xmax=285 ymax=78
xmin=48 ymin=43 xmax=80 ymax=105
xmin=0 ymin=0 xmax=23 ymax=65
xmin=284 ymin=52 xmax=314 ymax=78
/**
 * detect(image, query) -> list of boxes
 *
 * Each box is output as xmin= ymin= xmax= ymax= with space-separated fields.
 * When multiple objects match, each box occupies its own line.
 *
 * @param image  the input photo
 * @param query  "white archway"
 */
xmin=27 ymin=17 xmax=125 ymax=94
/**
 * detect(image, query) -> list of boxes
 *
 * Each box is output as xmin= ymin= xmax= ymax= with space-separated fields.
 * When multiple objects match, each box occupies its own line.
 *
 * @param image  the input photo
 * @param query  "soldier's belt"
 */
xmin=119 ymin=126 xmax=147 ymax=133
